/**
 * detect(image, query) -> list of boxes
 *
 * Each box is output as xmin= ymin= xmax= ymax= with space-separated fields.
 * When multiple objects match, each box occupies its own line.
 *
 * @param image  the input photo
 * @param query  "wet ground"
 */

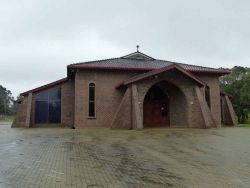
xmin=0 ymin=122 xmax=250 ymax=188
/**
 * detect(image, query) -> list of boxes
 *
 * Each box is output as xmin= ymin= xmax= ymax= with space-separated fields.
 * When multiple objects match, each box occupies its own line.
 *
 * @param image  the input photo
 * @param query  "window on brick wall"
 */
xmin=205 ymin=86 xmax=211 ymax=108
xmin=35 ymin=87 xmax=61 ymax=123
xmin=88 ymin=83 xmax=95 ymax=117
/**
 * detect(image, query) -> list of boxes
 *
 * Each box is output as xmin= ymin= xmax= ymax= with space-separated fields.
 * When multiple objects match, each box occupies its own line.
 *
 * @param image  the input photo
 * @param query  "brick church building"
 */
xmin=13 ymin=49 xmax=237 ymax=129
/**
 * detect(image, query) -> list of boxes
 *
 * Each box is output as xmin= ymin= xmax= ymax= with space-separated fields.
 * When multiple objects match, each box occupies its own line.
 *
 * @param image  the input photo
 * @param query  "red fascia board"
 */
xmin=21 ymin=77 xmax=68 ymax=96
xmin=67 ymin=65 xmax=153 ymax=71
xmin=120 ymin=64 xmax=206 ymax=87
xmin=122 ymin=64 xmax=176 ymax=86
xmin=67 ymin=65 xmax=230 ymax=74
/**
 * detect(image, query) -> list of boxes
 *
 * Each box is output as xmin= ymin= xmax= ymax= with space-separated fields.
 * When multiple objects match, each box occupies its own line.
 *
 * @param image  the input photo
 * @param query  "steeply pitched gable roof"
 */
xmin=67 ymin=51 xmax=230 ymax=75
xmin=116 ymin=64 xmax=206 ymax=88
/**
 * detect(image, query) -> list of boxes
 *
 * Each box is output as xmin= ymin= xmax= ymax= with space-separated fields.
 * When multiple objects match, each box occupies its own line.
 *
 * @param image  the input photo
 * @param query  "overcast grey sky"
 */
xmin=0 ymin=0 xmax=250 ymax=97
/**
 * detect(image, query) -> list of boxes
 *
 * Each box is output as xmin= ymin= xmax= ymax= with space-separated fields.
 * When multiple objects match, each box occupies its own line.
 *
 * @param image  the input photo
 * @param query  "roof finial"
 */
xmin=136 ymin=45 xmax=140 ymax=52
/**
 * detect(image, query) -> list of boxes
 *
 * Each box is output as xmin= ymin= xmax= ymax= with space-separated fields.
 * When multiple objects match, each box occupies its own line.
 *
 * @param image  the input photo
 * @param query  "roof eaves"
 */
xmin=188 ymin=69 xmax=231 ymax=75
xmin=21 ymin=77 xmax=68 ymax=96
xmin=67 ymin=65 xmax=153 ymax=71
xmin=157 ymin=59 xmax=231 ymax=74
xmin=69 ymin=57 xmax=120 ymax=66
xmin=67 ymin=62 xmax=230 ymax=75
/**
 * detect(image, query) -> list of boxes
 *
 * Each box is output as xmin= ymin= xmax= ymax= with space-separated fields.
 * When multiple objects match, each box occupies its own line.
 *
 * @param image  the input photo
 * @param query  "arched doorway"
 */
xmin=143 ymin=81 xmax=188 ymax=128
xmin=143 ymin=85 xmax=169 ymax=127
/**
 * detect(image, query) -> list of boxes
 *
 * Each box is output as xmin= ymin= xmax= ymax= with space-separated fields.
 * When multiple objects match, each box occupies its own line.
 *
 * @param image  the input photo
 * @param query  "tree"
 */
xmin=0 ymin=85 xmax=15 ymax=115
xmin=220 ymin=66 xmax=250 ymax=123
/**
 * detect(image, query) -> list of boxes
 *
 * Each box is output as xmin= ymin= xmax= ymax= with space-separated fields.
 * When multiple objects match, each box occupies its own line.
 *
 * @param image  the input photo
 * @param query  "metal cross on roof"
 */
xmin=136 ymin=45 xmax=140 ymax=52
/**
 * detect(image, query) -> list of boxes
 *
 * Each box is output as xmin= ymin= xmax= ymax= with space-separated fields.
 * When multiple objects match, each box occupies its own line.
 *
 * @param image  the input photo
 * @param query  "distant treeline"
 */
xmin=0 ymin=85 xmax=16 ymax=116
xmin=220 ymin=66 xmax=250 ymax=124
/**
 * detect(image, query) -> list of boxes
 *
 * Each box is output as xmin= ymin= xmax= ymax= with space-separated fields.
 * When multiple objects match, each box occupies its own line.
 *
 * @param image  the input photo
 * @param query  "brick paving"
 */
xmin=0 ymin=123 xmax=250 ymax=187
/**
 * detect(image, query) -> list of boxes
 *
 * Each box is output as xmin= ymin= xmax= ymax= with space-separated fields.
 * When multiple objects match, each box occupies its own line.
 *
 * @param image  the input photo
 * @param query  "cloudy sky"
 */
xmin=0 ymin=0 xmax=249 ymax=97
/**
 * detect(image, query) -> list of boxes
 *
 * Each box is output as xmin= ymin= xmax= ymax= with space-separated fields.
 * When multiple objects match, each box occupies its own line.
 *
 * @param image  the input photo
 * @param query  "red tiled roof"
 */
xmin=21 ymin=52 xmax=230 ymax=96
xmin=67 ymin=52 xmax=230 ymax=75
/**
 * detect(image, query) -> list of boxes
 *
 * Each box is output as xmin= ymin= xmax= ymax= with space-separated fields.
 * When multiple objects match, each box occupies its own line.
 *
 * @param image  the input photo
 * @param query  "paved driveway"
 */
xmin=0 ymin=123 xmax=250 ymax=188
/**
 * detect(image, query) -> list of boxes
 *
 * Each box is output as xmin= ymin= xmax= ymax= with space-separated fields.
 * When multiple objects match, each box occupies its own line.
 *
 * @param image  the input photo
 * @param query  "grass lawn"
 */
xmin=239 ymin=118 xmax=250 ymax=127
xmin=239 ymin=123 xmax=250 ymax=127
xmin=0 ymin=117 xmax=14 ymax=122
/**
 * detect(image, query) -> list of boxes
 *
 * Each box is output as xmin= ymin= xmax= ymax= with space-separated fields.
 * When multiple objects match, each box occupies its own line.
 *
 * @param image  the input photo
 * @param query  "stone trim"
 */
xmin=195 ymin=86 xmax=216 ymax=128
xmin=225 ymin=96 xmax=237 ymax=126
xmin=131 ymin=84 xmax=143 ymax=129
xmin=110 ymin=87 xmax=132 ymax=129
xmin=25 ymin=93 xmax=33 ymax=127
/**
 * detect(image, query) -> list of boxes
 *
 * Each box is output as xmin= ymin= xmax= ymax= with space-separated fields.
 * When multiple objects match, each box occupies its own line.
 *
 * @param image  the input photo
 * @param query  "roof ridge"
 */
xmin=121 ymin=51 xmax=155 ymax=60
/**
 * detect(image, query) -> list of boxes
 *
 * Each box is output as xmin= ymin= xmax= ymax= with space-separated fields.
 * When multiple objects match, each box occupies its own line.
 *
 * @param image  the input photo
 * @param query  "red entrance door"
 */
xmin=143 ymin=99 xmax=169 ymax=127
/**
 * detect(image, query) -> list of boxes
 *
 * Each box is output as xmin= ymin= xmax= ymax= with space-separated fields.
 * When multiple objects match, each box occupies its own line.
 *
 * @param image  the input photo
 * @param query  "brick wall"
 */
xmin=194 ymin=73 xmax=221 ymax=127
xmin=135 ymin=70 xmax=205 ymax=128
xmin=18 ymin=80 xmax=74 ymax=127
xmin=14 ymin=69 xmax=222 ymax=129
xmin=110 ymin=87 xmax=132 ymax=129
xmin=12 ymin=96 xmax=28 ymax=127
xmin=74 ymin=70 xmax=141 ymax=128
xmin=61 ymin=80 xmax=75 ymax=126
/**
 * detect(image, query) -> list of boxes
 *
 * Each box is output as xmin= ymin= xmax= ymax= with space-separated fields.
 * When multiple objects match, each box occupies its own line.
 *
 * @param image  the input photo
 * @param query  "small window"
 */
xmin=88 ymin=83 xmax=95 ymax=117
xmin=205 ymin=86 xmax=211 ymax=108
